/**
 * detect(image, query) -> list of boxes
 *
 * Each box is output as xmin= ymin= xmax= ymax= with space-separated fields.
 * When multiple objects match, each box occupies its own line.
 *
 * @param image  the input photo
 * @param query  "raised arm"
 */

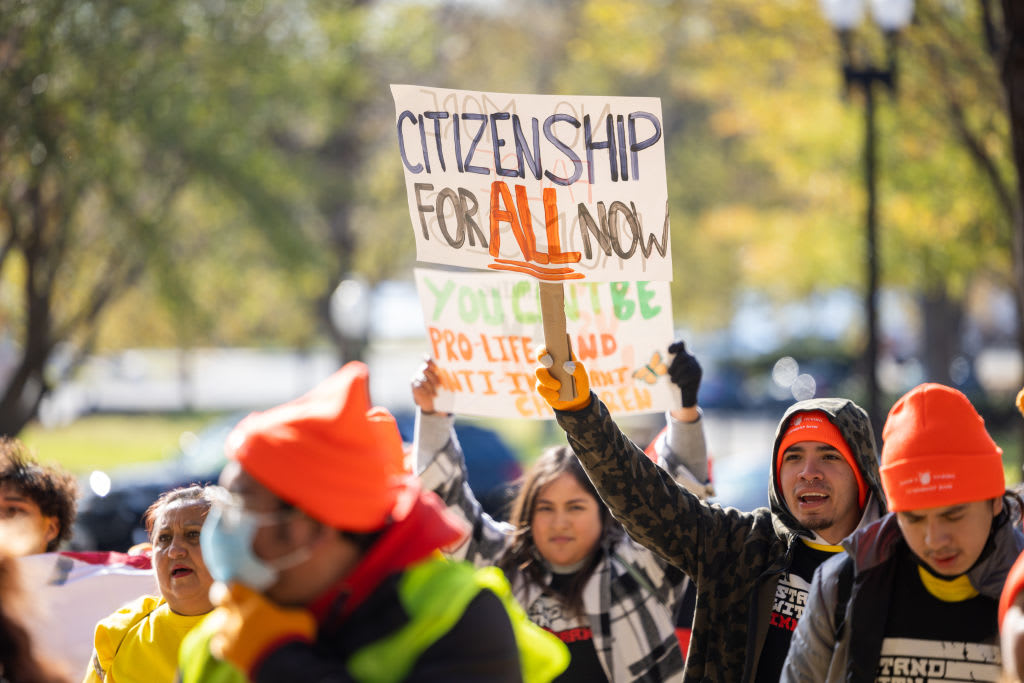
xmin=652 ymin=340 xmax=713 ymax=497
xmin=412 ymin=358 xmax=511 ymax=565
xmin=535 ymin=348 xmax=743 ymax=580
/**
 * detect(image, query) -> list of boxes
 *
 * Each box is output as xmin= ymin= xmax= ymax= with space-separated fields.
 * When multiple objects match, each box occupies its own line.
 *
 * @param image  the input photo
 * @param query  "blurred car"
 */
xmin=70 ymin=413 xmax=241 ymax=551
xmin=71 ymin=411 xmax=522 ymax=552
xmin=392 ymin=412 xmax=523 ymax=522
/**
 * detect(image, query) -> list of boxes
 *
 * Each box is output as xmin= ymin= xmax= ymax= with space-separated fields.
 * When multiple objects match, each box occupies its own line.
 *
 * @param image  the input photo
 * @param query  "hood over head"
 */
xmin=768 ymin=397 xmax=886 ymax=540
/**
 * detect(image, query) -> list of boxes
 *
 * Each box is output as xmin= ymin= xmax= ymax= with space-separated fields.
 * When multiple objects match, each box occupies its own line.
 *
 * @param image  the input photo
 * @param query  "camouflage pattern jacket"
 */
xmin=554 ymin=395 xmax=887 ymax=683
xmin=415 ymin=410 xmax=711 ymax=682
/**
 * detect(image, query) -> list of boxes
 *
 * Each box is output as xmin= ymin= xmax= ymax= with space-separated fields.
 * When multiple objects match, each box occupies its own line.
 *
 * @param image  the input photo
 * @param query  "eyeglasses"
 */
xmin=207 ymin=486 xmax=296 ymax=529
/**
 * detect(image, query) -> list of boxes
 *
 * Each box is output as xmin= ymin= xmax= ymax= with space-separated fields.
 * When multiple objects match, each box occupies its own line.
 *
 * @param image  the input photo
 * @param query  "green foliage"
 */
xmin=2 ymin=0 xmax=1019 ymax=434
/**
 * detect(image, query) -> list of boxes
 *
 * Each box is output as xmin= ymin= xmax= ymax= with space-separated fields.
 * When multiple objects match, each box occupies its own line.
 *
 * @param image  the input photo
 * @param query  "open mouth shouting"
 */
xmin=170 ymin=563 xmax=195 ymax=580
xmin=795 ymin=489 xmax=830 ymax=510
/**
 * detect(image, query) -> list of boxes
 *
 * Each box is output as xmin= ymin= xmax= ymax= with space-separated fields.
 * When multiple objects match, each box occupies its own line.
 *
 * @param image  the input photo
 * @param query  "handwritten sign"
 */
xmin=394 ymin=85 xmax=672 ymax=282
xmin=416 ymin=267 xmax=677 ymax=418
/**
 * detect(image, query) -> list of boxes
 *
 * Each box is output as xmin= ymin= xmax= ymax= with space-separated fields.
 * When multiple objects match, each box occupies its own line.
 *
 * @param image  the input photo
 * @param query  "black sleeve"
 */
xmin=410 ymin=589 xmax=523 ymax=682
xmin=255 ymin=589 xmax=522 ymax=683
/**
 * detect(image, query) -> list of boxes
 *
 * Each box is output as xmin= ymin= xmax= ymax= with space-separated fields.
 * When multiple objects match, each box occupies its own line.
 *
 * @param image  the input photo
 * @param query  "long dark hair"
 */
xmin=0 ymin=554 xmax=70 ymax=683
xmin=496 ymin=445 xmax=624 ymax=616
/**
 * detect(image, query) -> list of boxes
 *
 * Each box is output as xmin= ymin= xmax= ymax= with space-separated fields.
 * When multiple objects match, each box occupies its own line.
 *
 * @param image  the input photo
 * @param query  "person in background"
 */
xmin=414 ymin=341 xmax=712 ymax=682
xmin=782 ymin=383 xmax=1024 ymax=683
xmin=0 ymin=437 xmax=155 ymax=673
xmin=999 ymin=388 xmax=1024 ymax=683
xmin=533 ymin=346 xmax=886 ymax=683
xmin=999 ymin=551 xmax=1024 ymax=682
xmin=0 ymin=437 xmax=78 ymax=557
xmin=179 ymin=361 xmax=567 ymax=682
xmin=0 ymin=552 xmax=71 ymax=683
xmin=84 ymin=485 xmax=217 ymax=682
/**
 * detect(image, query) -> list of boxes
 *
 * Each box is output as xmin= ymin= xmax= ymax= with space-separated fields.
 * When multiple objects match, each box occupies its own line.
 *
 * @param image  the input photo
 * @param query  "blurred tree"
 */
xmin=548 ymin=1 xmax=1020 ymax=401
xmin=0 ymin=0 xmax=328 ymax=435
xmin=992 ymin=0 xmax=1024 ymax=390
xmin=5 ymin=0 xmax=1022 ymax=437
xmin=886 ymin=2 xmax=1013 ymax=385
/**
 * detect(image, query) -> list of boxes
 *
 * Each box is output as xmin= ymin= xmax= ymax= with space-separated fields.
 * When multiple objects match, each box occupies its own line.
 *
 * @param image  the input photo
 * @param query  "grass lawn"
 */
xmin=19 ymin=413 xmax=221 ymax=475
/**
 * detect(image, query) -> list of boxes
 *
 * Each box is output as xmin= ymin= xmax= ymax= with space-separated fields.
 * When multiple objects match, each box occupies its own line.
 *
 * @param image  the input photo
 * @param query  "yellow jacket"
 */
xmin=84 ymin=595 xmax=207 ymax=683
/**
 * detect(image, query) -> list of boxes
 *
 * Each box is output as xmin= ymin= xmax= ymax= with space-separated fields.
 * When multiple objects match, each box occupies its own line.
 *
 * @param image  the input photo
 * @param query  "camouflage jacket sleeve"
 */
xmin=414 ymin=411 xmax=511 ymax=565
xmin=555 ymin=394 xmax=752 ymax=580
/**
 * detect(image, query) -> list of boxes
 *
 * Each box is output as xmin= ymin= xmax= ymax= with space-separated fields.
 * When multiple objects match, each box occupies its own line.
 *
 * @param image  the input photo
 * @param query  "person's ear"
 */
xmin=994 ymin=496 xmax=1005 ymax=518
xmin=43 ymin=516 xmax=59 ymax=547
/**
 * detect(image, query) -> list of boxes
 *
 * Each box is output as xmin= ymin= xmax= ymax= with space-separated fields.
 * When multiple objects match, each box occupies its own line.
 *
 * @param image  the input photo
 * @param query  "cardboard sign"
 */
xmin=394 ymin=85 xmax=672 ymax=283
xmin=415 ymin=267 xmax=677 ymax=418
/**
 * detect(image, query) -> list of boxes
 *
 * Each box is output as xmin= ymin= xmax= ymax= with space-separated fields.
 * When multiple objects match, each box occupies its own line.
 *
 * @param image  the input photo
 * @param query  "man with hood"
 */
xmin=178 ymin=361 xmax=567 ymax=682
xmin=781 ymin=383 xmax=1024 ymax=682
xmin=533 ymin=350 xmax=886 ymax=683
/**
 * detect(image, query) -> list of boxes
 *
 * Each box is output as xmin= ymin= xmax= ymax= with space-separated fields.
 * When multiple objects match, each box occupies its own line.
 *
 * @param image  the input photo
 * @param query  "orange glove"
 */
xmin=208 ymin=582 xmax=316 ymax=675
xmin=1017 ymin=387 xmax=1024 ymax=418
xmin=535 ymin=346 xmax=592 ymax=412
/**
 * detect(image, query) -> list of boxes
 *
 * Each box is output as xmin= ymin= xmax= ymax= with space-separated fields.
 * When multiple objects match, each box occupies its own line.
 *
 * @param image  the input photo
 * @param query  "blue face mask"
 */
xmin=200 ymin=499 xmax=310 ymax=592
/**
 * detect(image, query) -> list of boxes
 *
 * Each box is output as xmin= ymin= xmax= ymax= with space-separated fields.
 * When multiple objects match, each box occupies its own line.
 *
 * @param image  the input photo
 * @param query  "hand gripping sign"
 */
xmin=393 ymin=85 xmax=673 ymax=402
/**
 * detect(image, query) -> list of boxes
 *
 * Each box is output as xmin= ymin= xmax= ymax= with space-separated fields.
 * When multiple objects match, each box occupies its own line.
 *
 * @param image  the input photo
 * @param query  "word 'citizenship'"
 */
xmin=397 ymin=110 xmax=662 ymax=186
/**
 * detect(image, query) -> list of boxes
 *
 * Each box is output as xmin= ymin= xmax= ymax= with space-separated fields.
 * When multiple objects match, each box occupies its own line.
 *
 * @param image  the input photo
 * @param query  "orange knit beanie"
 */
xmin=776 ymin=410 xmax=867 ymax=508
xmin=225 ymin=361 xmax=409 ymax=532
xmin=880 ymin=383 xmax=1004 ymax=512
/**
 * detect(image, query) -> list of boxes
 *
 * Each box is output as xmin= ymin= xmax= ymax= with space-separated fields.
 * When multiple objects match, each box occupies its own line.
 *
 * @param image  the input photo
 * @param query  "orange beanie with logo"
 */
xmin=225 ymin=361 xmax=409 ymax=532
xmin=880 ymin=383 xmax=1004 ymax=512
xmin=776 ymin=410 xmax=867 ymax=509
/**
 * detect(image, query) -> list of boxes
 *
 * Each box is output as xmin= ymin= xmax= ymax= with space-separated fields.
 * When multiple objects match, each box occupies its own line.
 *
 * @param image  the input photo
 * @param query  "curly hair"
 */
xmin=143 ymin=484 xmax=218 ymax=540
xmin=0 ymin=438 xmax=78 ymax=552
xmin=496 ymin=445 xmax=624 ymax=616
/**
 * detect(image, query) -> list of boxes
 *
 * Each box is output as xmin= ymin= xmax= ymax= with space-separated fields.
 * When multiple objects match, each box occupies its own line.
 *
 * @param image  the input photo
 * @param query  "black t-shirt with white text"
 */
xmin=754 ymin=540 xmax=840 ymax=683
xmin=875 ymin=548 xmax=1000 ymax=682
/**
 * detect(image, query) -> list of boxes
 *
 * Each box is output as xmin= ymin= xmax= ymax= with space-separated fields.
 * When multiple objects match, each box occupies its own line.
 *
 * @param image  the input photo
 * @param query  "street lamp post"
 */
xmin=819 ymin=0 xmax=914 ymax=438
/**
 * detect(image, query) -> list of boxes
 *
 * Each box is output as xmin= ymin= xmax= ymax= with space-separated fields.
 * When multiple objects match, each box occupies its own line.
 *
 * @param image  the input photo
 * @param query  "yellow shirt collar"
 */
xmin=917 ymin=565 xmax=979 ymax=602
xmin=801 ymin=537 xmax=845 ymax=553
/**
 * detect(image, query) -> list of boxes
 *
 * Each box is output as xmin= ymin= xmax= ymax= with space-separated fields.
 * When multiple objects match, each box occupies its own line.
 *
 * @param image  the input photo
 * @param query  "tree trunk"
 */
xmin=999 ymin=0 xmax=1024 ymax=475
xmin=920 ymin=287 xmax=964 ymax=385
xmin=0 ymin=351 xmax=49 ymax=437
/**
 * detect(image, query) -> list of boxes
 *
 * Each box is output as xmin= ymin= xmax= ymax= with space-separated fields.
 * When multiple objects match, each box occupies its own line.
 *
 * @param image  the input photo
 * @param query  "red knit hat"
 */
xmin=880 ymin=383 xmax=1004 ymax=512
xmin=776 ymin=410 xmax=867 ymax=508
xmin=1000 ymin=551 xmax=1024 ymax=629
xmin=225 ymin=361 xmax=409 ymax=532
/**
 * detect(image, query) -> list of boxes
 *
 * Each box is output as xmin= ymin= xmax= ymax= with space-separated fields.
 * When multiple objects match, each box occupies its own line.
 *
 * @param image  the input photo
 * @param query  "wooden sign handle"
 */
xmin=538 ymin=282 xmax=576 ymax=402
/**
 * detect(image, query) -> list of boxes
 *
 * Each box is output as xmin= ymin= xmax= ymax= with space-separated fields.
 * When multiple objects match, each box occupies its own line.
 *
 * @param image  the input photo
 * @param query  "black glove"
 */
xmin=668 ymin=340 xmax=702 ymax=408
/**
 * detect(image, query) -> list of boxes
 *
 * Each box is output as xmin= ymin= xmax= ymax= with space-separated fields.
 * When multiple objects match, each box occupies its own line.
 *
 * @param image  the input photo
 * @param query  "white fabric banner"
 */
xmin=17 ymin=551 xmax=158 ymax=676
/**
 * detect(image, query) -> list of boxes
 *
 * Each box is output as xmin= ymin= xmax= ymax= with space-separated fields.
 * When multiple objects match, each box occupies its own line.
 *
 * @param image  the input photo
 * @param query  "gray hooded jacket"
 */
xmin=781 ymin=504 xmax=1024 ymax=683
xmin=555 ymin=394 xmax=887 ymax=683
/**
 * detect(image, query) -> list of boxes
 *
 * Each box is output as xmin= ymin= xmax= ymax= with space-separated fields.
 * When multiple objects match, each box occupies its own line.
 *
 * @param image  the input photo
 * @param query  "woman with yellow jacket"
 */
xmin=84 ymin=485 xmax=217 ymax=682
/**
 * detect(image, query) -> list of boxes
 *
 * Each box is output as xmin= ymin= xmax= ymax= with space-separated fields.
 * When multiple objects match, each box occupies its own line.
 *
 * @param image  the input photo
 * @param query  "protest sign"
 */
xmin=415 ymin=267 xmax=677 ymax=418
xmin=392 ymin=85 xmax=672 ymax=283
